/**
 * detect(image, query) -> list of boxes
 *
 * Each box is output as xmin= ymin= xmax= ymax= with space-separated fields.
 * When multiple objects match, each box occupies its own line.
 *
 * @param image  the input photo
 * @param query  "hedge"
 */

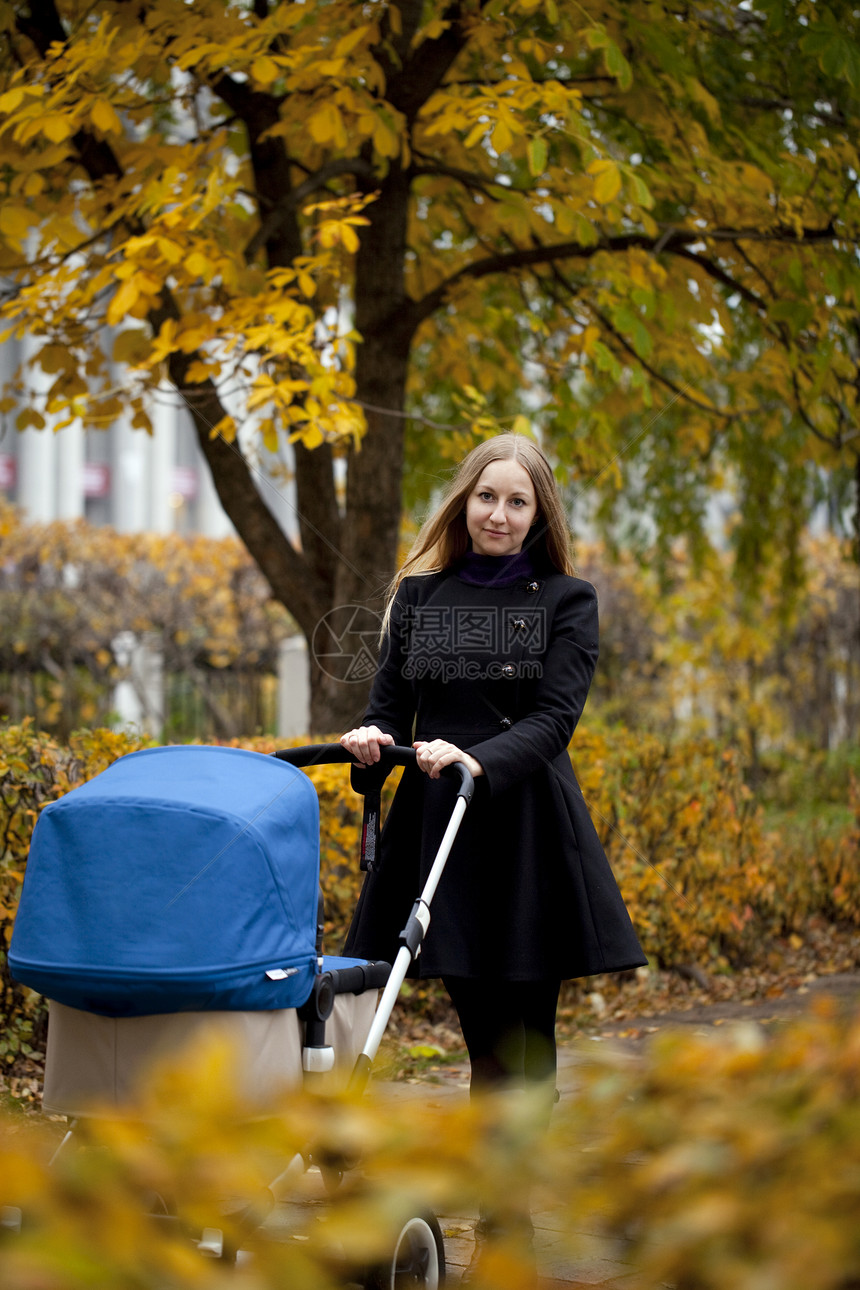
xmin=3 ymin=1007 xmax=860 ymax=1288
xmin=554 ymin=1001 xmax=860 ymax=1290
xmin=1 ymin=723 xmax=859 ymax=1070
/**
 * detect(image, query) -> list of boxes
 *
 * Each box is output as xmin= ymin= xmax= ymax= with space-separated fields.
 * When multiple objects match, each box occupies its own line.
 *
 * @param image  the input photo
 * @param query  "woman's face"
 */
xmin=465 ymin=458 xmax=539 ymax=557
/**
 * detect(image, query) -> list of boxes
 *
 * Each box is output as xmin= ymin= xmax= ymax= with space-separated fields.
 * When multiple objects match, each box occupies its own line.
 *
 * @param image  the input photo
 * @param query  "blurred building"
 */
xmin=0 ymin=334 xmax=299 ymax=542
xmin=0 ymin=335 xmax=310 ymax=734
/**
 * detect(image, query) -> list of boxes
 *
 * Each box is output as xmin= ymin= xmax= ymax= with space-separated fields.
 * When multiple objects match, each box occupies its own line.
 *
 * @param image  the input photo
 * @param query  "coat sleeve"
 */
xmin=360 ymin=578 xmax=417 ymax=745
xmin=466 ymin=579 xmax=599 ymax=797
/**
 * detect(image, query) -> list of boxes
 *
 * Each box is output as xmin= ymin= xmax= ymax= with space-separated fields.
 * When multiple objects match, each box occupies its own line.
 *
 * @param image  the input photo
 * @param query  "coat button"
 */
xmin=499 ymin=716 xmax=512 ymax=729
xmin=525 ymin=580 xmax=541 ymax=594
xmin=511 ymin=617 xmax=527 ymax=632
xmin=500 ymin=663 xmax=516 ymax=678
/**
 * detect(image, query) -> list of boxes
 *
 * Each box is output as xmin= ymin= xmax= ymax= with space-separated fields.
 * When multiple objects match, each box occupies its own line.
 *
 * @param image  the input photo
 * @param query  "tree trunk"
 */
xmin=306 ymin=165 xmax=414 ymax=734
xmin=20 ymin=0 xmax=436 ymax=738
xmin=173 ymin=162 xmax=415 ymax=735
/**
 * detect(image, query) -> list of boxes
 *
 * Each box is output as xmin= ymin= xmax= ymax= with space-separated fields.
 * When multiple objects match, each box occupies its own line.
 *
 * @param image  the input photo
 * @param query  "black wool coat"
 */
xmin=343 ymin=563 xmax=647 ymax=982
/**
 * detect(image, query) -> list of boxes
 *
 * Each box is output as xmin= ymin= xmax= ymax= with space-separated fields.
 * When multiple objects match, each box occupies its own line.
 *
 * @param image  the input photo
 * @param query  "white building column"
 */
xmin=150 ymin=389 xmax=177 ymax=534
xmin=0 ymin=333 xmax=18 ymax=393
xmin=16 ymin=335 xmax=57 ymax=522
xmin=192 ymin=407 xmax=233 ymax=538
xmin=110 ymin=406 xmax=150 ymax=532
xmin=56 ymin=421 xmax=85 ymax=520
xmin=277 ymin=635 xmax=310 ymax=737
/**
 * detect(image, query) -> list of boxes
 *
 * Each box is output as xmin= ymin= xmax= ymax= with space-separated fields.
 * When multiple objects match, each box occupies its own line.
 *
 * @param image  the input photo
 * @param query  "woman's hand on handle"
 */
xmin=339 ymin=726 xmax=395 ymax=766
xmin=413 ymin=740 xmax=484 ymax=781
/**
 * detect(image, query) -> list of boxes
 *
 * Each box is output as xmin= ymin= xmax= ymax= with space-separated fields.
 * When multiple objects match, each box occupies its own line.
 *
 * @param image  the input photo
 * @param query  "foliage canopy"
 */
xmin=1 ymin=0 xmax=859 ymax=726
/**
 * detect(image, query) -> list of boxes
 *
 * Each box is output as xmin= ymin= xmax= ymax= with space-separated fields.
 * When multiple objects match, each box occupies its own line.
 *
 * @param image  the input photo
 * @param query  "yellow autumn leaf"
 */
xmin=185 ymin=251 xmax=213 ymax=280
xmin=316 ymin=222 xmax=338 ymax=249
xmin=491 ymin=116 xmax=514 ymax=153
xmin=36 ymin=345 xmax=70 ymax=375
xmin=335 ymin=25 xmax=370 ymax=57
xmin=156 ymin=237 xmax=183 ymax=264
xmin=588 ymin=158 xmax=622 ymax=204
xmin=463 ymin=119 xmax=487 ymax=149
xmin=582 ymin=324 xmax=600 ymax=353
xmin=16 ymin=408 xmax=46 ymax=430
xmin=297 ymin=270 xmax=317 ymax=297
xmin=185 ymin=359 xmax=216 ymax=383
xmin=261 ymin=419 xmax=279 ymax=453
xmin=112 ymin=329 xmax=151 ymax=366
xmin=211 ymin=414 xmax=237 ymax=442
xmin=373 ymin=115 xmax=400 ymax=158
xmin=251 ymin=55 xmax=280 ymax=86
xmin=0 ymin=205 xmax=32 ymax=239
xmin=308 ymin=102 xmax=346 ymax=146
xmin=0 ymin=86 xmax=26 ymax=114
xmin=148 ymin=318 xmax=177 ymax=364
xmin=106 ymin=277 xmax=140 ymax=327
xmin=41 ymin=114 xmax=73 ymax=143
xmin=420 ymin=17 xmax=452 ymax=42
xmin=90 ymin=98 xmax=122 ymax=136
xmin=49 ymin=214 xmax=85 ymax=253
xmin=340 ymin=223 xmax=360 ymax=254
xmin=295 ymin=421 xmax=324 ymax=449
xmin=176 ymin=326 xmax=210 ymax=353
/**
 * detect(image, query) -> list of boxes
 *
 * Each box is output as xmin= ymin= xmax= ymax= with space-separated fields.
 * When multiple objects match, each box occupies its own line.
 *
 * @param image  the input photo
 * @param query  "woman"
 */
xmin=340 ymin=434 xmax=646 ymax=1100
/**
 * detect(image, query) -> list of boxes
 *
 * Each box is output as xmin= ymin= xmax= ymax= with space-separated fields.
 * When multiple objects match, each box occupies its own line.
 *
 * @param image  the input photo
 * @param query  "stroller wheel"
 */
xmin=364 ymin=1213 xmax=446 ymax=1290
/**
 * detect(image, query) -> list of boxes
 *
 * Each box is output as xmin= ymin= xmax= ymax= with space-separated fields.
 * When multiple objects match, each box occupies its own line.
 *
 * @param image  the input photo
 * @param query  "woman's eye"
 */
xmin=479 ymin=491 xmax=494 ymax=501
xmin=511 ymin=498 xmax=525 ymax=507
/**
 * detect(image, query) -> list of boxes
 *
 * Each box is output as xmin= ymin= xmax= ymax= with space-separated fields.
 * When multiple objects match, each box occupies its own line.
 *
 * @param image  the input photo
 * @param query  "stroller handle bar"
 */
xmin=274 ymin=741 xmax=475 ymax=1094
xmin=273 ymin=743 xmax=475 ymax=803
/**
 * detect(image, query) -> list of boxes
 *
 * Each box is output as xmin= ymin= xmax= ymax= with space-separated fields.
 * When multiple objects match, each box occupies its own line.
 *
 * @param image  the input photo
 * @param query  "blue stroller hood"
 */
xmin=9 ymin=745 xmax=321 ymax=1017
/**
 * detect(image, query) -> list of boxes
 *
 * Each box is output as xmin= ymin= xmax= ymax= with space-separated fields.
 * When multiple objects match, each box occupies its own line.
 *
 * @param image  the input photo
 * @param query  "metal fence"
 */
xmin=0 ymin=663 xmax=279 ymax=743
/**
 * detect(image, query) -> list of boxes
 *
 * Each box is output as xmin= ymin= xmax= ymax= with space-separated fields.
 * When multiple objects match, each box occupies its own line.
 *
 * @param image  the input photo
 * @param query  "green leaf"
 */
xmin=527 ymin=135 xmax=548 ymax=176
xmin=768 ymin=300 xmax=814 ymax=334
xmin=585 ymin=25 xmax=610 ymax=50
xmin=801 ymin=26 xmax=860 ymax=84
xmin=605 ymin=40 xmax=633 ymax=91
xmin=592 ymin=339 xmax=622 ymax=380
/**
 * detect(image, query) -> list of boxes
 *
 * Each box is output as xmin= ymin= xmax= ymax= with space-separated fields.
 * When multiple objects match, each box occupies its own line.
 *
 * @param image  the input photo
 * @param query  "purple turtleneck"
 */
xmin=456 ymin=549 xmax=535 ymax=588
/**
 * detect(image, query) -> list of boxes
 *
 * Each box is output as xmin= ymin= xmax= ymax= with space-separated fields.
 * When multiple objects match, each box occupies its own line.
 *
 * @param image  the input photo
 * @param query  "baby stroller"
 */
xmin=8 ymin=742 xmax=474 ymax=1286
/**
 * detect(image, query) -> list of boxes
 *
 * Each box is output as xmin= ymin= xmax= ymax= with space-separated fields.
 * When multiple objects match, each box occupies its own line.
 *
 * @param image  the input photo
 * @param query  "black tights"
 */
xmin=442 ymin=976 xmax=561 ymax=1095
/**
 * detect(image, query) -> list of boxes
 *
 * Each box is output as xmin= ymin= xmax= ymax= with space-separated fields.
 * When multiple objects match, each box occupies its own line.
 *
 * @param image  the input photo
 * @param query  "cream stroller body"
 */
xmin=9 ymin=743 xmax=474 ymax=1285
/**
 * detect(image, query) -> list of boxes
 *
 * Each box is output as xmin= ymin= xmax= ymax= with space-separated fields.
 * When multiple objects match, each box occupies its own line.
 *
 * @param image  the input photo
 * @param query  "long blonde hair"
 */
xmin=383 ymin=435 xmax=574 ymax=630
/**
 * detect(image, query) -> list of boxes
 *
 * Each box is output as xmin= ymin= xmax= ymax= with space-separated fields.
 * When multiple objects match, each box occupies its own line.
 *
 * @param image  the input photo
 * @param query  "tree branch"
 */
xmin=588 ymin=303 xmax=754 ymax=421
xmin=789 ymin=366 xmax=855 ymax=454
xmin=405 ymin=218 xmax=843 ymax=333
xmin=243 ymin=157 xmax=376 ymax=263
xmin=16 ymin=1 xmax=129 ymax=192
xmin=669 ymin=245 xmax=766 ymax=312
xmin=410 ymin=157 xmax=506 ymax=198
xmin=538 ymin=256 xmax=755 ymax=422
xmin=203 ymin=70 xmax=304 ymax=267
xmin=171 ymin=365 xmax=326 ymax=633
xmin=382 ymin=0 xmax=495 ymax=123
xmin=15 ymin=0 xmax=326 ymax=634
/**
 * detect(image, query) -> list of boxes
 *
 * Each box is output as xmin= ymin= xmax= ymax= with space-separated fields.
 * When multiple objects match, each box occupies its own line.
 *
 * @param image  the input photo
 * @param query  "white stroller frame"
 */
xmin=38 ymin=743 xmax=474 ymax=1285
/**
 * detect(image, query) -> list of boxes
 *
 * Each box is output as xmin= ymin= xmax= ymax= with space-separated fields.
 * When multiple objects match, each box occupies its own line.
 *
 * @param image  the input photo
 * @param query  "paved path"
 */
xmin=378 ymin=972 xmax=860 ymax=1288
xmin=378 ymin=1041 xmax=639 ymax=1289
